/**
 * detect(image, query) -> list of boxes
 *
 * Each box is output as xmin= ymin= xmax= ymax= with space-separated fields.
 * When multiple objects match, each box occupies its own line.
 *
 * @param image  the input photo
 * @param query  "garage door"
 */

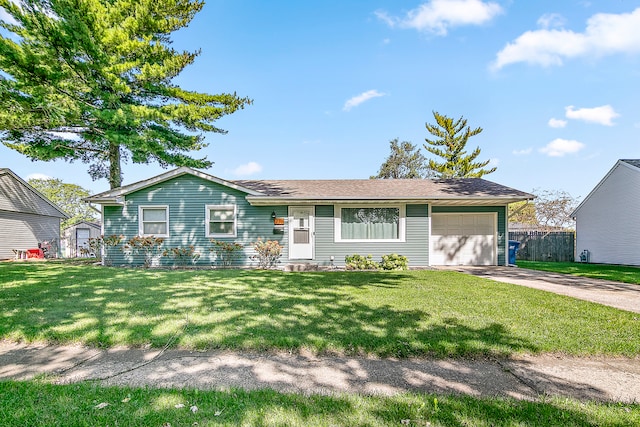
xmin=431 ymin=213 xmax=496 ymax=265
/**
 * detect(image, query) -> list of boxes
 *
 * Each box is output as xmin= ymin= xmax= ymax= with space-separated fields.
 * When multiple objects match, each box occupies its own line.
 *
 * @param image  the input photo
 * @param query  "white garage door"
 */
xmin=431 ymin=213 xmax=496 ymax=266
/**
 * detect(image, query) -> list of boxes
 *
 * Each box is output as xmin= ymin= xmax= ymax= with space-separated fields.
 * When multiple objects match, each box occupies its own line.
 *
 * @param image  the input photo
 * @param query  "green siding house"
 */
xmin=85 ymin=167 xmax=532 ymax=268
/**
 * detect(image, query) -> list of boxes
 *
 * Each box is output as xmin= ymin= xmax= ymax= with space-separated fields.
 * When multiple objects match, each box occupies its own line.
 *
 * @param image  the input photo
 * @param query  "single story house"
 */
xmin=0 ymin=168 xmax=69 ymax=259
xmin=61 ymin=220 xmax=102 ymax=257
xmin=572 ymin=159 xmax=640 ymax=266
xmin=85 ymin=167 xmax=533 ymax=268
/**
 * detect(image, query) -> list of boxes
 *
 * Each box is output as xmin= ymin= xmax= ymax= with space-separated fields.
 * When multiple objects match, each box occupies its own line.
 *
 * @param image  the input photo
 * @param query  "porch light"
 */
xmin=271 ymin=211 xmax=277 ymax=219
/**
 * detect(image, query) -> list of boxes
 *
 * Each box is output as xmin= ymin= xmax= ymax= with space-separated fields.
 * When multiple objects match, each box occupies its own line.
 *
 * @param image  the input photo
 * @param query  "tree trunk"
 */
xmin=108 ymin=143 xmax=122 ymax=189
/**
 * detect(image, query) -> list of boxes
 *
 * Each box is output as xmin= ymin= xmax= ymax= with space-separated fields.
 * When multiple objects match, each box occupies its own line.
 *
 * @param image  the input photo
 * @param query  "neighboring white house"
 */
xmin=572 ymin=159 xmax=640 ymax=266
xmin=61 ymin=221 xmax=102 ymax=257
xmin=0 ymin=168 xmax=69 ymax=259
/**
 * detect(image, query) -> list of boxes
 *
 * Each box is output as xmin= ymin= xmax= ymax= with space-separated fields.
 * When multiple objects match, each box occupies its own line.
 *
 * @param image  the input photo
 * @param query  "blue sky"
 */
xmin=3 ymin=0 xmax=640 ymax=201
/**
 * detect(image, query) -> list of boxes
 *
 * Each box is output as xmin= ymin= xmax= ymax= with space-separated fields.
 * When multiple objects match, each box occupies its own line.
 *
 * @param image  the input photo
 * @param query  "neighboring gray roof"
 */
xmin=621 ymin=159 xmax=640 ymax=169
xmin=86 ymin=167 xmax=533 ymax=206
xmin=0 ymin=168 xmax=69 ymax=218
xmin=63 ymin=220 xmax=101 ymax=231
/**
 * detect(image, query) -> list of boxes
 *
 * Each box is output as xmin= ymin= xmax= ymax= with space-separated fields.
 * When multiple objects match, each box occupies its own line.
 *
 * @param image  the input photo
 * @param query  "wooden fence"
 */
xmin=508 ymin=231 xmax=575 ymax=262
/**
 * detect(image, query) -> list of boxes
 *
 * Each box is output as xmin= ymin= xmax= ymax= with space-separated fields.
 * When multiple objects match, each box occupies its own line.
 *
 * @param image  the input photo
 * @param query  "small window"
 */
xmin=139 ymin=206 xmax=169 ymax=237
xmin=206 ymin=204 xmax=237 ymax=237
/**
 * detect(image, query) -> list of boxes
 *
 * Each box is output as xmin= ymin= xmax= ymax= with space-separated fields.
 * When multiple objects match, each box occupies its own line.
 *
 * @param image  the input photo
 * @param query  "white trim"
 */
xmin=205 ymin=204 xmax=237 ymax=238
xmin=334 ymin=204 xmax=406 ymax=243
xmin=138 ymin=205 xmax=170 ymax=237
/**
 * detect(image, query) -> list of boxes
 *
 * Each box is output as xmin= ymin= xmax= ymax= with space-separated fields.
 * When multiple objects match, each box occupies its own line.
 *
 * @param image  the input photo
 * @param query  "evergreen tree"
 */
xmin=371 ymin=138 xmax=430 ymax=179
xmin=0 ymin=0 xmax=251 ymax=189
xmin=423 ymin=111 xmax=496 ymax=178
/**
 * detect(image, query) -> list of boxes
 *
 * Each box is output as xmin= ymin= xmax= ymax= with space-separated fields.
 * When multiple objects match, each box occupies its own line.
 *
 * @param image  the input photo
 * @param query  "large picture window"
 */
xmin=206 ymin=204 xmax=237 ymax=237
xmin=336 ymin=206 xmax=404 ymax=242
xmin=139 ymin=206 xmax=169 ymax=237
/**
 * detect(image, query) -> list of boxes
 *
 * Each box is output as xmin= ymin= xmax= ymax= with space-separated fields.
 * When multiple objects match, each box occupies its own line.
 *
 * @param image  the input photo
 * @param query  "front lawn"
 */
xmin=1 ymin=262 xmax=639 ymax=357
xmin=518 ymin=261 xmax=640 ymax=285
xmin=2 ymin=381 xmax=638 ymax=427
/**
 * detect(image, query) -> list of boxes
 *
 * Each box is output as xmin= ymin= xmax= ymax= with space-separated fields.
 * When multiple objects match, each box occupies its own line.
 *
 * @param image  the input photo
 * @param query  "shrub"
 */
xmin=162 ymin=245 xmax=201 ymax=268
xmin=252 ymin=239 xmax=282 ymax=269
xmin=124 ymin=236 xmax=164 ymax=268
xmin=380 ymin=253 xmax=409 ymax=270
xmin=88 ymin=234 xmax=124 ymax=266
xmin=345 ymin=254 xmax=380 ymax=270
xmin=210 ymin=239 xmax=243 ymax=268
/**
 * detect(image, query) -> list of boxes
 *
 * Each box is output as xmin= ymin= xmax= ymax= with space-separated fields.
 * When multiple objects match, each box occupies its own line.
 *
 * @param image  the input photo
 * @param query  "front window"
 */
xmin=336 ymin=206 xmax=404 ymax=241
xmin=139 ymin=206 xmax=169 ymax=237
xmin=207 ymin=205 xmax=237 ymax=237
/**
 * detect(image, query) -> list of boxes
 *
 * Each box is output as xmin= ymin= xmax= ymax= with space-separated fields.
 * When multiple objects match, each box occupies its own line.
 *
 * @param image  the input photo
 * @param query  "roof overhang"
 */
xmin=245 ymin=196 xmax=532 ymax=206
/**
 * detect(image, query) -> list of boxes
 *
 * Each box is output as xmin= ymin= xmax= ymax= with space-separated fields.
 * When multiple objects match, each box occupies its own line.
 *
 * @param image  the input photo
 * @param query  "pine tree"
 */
xmin=0 ymin=0 xmax=251 ymax=188
xmin=371 ymin=138 xmax=430 ymax=179
xmin=423 ymin=111 xmax=496 ymax=178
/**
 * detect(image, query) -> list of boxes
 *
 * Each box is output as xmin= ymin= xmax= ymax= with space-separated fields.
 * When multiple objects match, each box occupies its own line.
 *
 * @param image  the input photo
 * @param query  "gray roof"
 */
xmin=621 ymin=159 xmax=640 ymax=169
xmin=85 ymin=167 xmax=533 ymax=206
xmin=236 ymin=178 xmax=533 ymax=200
xmin=0 ymin=168 xmax=69 ymax=218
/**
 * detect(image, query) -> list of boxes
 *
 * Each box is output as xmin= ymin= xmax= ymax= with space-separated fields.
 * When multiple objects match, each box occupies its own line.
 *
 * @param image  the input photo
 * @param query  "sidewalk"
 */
xmin=1 ymin=342 xmax=639 ymax=403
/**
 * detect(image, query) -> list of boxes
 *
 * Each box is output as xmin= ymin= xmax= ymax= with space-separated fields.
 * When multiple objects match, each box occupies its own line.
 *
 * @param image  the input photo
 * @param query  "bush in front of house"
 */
xmin=345 ymin=253 xmax=409 ymax=270
xmin=88 ymin=234 xmax=124 ymax=266
xmin=252 ymin=238 xmax=283 ymax=269
xmin=380 ymin=253 xmax=409 ymax=270
xmin=162 ymin=245 xmax=201 ymax=268
xmin=210 ymin=239 xmax=244 ymax=268
xmin=345 ymin=254 xmax=380 ymax=270
xmin=124 ymin=236 xmax=165 ymax=268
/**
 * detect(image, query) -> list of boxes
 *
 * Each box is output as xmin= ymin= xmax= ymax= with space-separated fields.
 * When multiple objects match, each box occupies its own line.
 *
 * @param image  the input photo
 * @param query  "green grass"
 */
xmin=518 ymin=261 xmax=640 ymax=285
xmin=2 ymin=262 xmax=640 ymax=358
xmin=1 ymin=381 xmax=638 ymax=427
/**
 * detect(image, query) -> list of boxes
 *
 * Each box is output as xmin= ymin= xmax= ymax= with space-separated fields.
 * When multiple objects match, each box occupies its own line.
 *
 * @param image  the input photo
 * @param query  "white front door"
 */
xmin=289 ymin=207 xmax=314 ymax=259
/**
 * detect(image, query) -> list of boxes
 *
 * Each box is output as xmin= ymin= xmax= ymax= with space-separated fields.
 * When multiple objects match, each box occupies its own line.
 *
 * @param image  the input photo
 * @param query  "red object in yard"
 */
xmin=26 ymin=248 xmax=44 ymax=259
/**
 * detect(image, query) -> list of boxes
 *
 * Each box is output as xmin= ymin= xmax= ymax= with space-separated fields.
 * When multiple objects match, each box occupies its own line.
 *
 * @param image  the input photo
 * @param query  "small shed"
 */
xmin=0 ymin=168 xmax=69 ymax=259
xmin=62 ymin=221 xmax=102 ymax=257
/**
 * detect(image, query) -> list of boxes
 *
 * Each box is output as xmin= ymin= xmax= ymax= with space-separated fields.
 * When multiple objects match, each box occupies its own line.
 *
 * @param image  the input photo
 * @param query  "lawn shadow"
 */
xmin=0 ymin=264 xmax=543 ymax=358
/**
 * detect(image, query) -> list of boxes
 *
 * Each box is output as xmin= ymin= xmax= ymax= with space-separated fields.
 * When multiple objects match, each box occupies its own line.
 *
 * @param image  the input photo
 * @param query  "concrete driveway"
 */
xmin=440 ymin=266 xmax=640 ymax=314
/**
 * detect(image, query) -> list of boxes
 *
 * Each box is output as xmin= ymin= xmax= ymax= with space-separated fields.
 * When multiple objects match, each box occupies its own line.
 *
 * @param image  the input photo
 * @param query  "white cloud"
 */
xmin=343 ymin=90 xmax=385 ymax=112
xmin=232 ymin=161 xmax=262 ymax=176
xmin=512 ymin=148 xmax=533 ymax=156
xmin=376 ymin=0 xmax=503 ymax=36
xmin=548 ymin=118 xmax=567 ymax=128
xmin=492 ymin=7 xmax=640 ymax=69
xmin=539 ymin=138 xmax=585 ymax=157
xmin=565 ymin=105 xmax=619 ymax=126
xmin=537 ymin=13 xmax=566 ymax=29
xmin=26 ymin=173 xmax=53 ymax=181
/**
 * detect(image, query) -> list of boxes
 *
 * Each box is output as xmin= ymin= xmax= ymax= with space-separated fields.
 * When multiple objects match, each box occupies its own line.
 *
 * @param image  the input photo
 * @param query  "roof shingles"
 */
xmin=235 ymin=178 xmax=533 ymax=200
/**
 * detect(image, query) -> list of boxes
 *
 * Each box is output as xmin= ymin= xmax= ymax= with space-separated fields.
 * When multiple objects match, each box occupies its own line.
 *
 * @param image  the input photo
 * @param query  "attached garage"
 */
xmin=430 ymin=212 xmax=497 ymax=266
